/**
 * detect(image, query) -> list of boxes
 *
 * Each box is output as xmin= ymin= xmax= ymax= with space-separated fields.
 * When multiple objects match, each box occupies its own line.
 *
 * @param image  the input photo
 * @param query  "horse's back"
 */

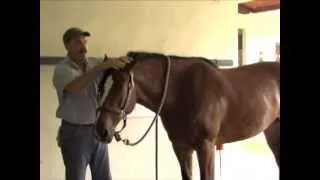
xmin=219 ymin=62 xmax=279 ymax=91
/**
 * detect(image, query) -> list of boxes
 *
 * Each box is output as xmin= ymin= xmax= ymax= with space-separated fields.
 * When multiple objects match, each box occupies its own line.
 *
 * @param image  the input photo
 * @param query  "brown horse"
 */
xmin=95 ymin=51 xmax=280 ymax=180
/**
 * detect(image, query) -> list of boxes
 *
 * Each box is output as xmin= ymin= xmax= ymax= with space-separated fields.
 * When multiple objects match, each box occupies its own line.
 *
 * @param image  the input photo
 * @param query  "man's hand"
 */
xmin=102 ymin=55 xmax=131 ymax=70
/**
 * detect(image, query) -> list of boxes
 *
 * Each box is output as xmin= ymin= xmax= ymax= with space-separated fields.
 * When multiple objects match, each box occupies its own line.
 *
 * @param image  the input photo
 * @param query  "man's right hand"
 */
xmin=101 ymin=55 xmax=131 ymax=70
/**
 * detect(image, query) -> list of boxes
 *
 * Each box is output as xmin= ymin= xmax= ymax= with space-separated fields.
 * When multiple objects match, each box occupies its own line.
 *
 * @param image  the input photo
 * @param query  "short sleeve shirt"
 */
xmin=52 ymin=57 xmax=112 ymax=124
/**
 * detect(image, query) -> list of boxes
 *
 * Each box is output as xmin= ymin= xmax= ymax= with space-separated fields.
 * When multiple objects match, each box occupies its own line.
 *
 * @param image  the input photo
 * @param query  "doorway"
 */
xmin=238 ymin=28 xmax=245 ymax=66
xmin=275 ymin=42 xmax=280 ymax=62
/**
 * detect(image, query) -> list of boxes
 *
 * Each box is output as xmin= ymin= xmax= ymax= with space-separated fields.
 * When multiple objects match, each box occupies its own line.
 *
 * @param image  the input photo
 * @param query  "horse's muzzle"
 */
xmin=94 ymin=127 xmax=114 ymax=144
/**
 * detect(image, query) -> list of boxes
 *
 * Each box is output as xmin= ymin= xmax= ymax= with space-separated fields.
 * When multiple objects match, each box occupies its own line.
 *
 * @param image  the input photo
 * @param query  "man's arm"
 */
xmin=66 ymin=57 xmax=130 ymax=93
xmin=53 ymin=57 xmax=129 ymax=94
xmin=64 ymin=63 xmax=104 ymax=93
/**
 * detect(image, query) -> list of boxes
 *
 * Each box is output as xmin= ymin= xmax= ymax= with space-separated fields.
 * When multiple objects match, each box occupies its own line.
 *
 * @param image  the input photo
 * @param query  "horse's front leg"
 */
xmin=172 ymin=142 xmax=193 ymax=180
xmin=196 ymin=139 xmax=215 ymax=180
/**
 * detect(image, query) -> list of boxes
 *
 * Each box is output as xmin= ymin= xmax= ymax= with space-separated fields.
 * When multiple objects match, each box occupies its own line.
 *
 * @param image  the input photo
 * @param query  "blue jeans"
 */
xmin=57 ymin=120 xmax=112 ymax=180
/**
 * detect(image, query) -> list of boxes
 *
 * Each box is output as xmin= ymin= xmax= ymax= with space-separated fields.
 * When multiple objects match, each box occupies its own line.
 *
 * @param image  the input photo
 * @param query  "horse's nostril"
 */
xmin=94 ymin=126 xmax=113 ymax=143
xmin=103 ymin=130 xmax=109 ymax=139
xmin=94 ymin=129 xmax=101 ymax=140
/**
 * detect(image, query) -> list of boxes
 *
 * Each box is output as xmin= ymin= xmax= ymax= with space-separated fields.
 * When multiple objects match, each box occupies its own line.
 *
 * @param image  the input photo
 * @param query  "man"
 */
xmin=52 ymin=27 xmax=129 ymax=180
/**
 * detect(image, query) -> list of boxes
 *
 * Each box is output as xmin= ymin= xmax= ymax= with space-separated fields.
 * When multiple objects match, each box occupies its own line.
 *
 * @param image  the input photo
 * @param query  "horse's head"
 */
xmin=95 ymin=59 xmax=138 ymax=143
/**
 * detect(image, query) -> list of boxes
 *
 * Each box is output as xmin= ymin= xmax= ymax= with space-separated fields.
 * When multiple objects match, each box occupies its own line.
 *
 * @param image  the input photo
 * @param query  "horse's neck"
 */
xmin=133 ymin=59 xmax=167 ymax=113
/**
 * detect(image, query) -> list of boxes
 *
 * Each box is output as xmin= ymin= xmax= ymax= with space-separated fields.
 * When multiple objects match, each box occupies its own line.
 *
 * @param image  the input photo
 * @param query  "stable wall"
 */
xmin=40 ymin=0 xmax=238 ymax=64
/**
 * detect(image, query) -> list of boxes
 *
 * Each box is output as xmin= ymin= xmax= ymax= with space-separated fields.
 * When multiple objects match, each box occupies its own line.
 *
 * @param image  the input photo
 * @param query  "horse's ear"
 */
xmin=124 ymin=58 xmax=138 ymax=72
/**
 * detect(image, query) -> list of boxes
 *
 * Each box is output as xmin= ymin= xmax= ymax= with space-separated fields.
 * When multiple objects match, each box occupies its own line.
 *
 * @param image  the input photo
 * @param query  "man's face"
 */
xmin=65 ymin=35 xmax=88 ymax=63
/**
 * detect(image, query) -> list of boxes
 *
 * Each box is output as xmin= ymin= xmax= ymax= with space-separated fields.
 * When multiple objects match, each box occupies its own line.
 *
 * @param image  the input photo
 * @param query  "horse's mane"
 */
xmin=98 ymin=51 xmax=218 ymax=101
xmin=126 ymin=51 xmax=218 ymax=68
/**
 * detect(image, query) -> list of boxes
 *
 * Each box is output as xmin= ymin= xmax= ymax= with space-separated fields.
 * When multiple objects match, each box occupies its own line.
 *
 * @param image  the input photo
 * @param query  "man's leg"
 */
xmin=58 ymin=121 xmax=92 ymax=180
xmin=90 ymin=133 xmax=112 ymax=180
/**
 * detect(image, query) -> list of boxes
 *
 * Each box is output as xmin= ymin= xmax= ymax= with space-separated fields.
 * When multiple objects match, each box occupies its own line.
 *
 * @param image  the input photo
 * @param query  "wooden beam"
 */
xmin=238 ymin=0 xmax=280 ymax=14
xmin=239 ymin=4 xmax=252 ymax=14
xmin=251 ymin=4 xmax=280 ymax=13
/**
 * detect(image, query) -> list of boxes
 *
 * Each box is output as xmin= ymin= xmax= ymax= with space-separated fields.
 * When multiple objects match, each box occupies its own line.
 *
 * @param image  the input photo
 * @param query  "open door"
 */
xmin=238 ymin=28 xmax=245 ymax=66
xmin=275 ymin=42 xmax=280 ymax=62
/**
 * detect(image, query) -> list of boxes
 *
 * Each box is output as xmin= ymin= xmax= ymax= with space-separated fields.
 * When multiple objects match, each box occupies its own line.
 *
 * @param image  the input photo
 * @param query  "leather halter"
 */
xmin=96 ymin=72 xmax=135 ymax=136
xmin=96 ymin=55 xmax=171 ymax=145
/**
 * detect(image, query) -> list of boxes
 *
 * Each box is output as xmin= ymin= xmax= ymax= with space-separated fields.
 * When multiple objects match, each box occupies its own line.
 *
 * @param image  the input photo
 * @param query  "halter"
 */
xmin=96 ymin=55 xmax=171 ymax=145
xmin=96 ymin=72 xmax=135 ymax=137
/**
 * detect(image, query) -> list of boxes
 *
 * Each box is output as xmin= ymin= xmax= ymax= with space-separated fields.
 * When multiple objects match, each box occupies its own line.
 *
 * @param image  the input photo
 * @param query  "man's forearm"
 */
xmin=64 ymin=64 xmax=106 ymax=93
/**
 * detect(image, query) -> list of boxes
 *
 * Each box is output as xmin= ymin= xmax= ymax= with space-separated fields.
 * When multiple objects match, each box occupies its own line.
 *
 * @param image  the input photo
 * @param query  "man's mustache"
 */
xmin=79 ymin=49 xmax=87 ymax=54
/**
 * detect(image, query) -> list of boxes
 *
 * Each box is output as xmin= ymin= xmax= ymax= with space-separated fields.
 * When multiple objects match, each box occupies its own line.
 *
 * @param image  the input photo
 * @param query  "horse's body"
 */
xmin=95 ymin=52 xmax=280 ymax=180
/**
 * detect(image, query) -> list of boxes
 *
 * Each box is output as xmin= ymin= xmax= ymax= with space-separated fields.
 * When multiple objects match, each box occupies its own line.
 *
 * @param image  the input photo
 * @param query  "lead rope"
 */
xmin=219 ymin=149 xmax=222 ymax=179
xmin=216 ymin=144 xmax=224 ymax=179
xmin=118 ymin=56 xmax=171 ymax=180
xmin=119 ymin=56 xmax=171 ymax=146
xmin=155 ymin=102 xmax=159 ymax=180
